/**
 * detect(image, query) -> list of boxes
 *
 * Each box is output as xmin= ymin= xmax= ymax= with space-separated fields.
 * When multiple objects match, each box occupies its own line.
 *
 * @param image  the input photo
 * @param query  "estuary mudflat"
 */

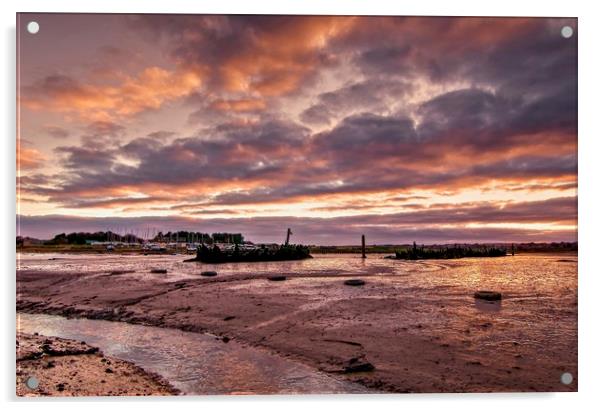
xmin=17 ymin=252 xmax=577 ymax=393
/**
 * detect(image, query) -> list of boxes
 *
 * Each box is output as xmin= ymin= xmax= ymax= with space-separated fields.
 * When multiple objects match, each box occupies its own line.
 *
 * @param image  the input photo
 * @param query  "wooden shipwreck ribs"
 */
xmin=393 ymin=242 xmax=508 ymax=260
xmin=188 ymin=243 xmax=313 ymax=263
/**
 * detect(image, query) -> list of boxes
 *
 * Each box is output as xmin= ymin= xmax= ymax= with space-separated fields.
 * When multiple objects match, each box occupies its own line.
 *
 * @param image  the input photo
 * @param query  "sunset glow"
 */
xmin=17 ymin=14 xmax=577 ymax=244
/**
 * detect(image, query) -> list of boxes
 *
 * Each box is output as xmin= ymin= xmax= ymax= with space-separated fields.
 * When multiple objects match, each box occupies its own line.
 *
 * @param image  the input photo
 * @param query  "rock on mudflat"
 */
xmin=200 ymin=271 xmax=217 ymax=277
xmin=267 ymin=275 xmax=287 ymax=281
xmin=110 ymin=270 xmax=135 ymax=275
xmin=344 ymin=279 xmax=366 ymax=286
xmin=150 ymin=269 xmax=168 ymax=274
xmin=344 ymin=357 xmax=375 ymax=373
xmin=474 ymin=290 xmax=502 ymax=301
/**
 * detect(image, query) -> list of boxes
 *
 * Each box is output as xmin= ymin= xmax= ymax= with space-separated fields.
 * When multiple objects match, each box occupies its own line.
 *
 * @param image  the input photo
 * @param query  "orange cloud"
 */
xmin=17 ymin=145 xmax=45 ymax=170
xmin=218 ymin=17 xmax=356 ymax=96
xmin=23 ymin=67 xmax=203 ymax=121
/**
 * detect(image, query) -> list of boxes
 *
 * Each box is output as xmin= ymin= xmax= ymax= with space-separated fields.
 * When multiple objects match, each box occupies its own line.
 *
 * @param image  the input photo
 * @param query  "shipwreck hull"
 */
xmin=187 ymin=245 xmax=313 ymax=264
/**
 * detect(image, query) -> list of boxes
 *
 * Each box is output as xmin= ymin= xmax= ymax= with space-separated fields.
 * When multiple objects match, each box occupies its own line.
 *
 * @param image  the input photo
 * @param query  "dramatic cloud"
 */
xmin=300 ymin=79 xmax=412 ymax=126
xmin=131 ymin=15 xmax=355 ymax=96
xmin=17 ymin=14 xmax=577 ymax=243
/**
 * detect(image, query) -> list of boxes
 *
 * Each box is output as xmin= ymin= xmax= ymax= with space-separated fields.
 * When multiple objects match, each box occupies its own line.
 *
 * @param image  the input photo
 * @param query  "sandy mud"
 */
xmin=16 ymin=332 xmax=178 ymax=396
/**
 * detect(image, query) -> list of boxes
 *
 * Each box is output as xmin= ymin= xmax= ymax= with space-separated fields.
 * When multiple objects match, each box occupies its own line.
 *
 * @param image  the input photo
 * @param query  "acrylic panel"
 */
xmin=16 ymin=13 xmax=578 ymax=396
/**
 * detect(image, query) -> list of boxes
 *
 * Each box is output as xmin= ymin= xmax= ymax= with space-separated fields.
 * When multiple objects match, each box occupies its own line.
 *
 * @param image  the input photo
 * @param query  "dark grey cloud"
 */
xmin=356 ymin=44 xmax=414 ymax=77
xmin=147 ymin=130 xmax=176 ymax=139
xmin=471 ymin=154 xmax=577 ymax=181
xmin=43 ymin=125 xmax=70 ymax=139
xmin=25 ymin=74 xmax=81 ymax=97
xmin=416 ymin=86 xmax=577 ymax=156
xmin=41 ymin=118 xmax=310 ymax=204
xmin=58 ymin=196 xmax=171 ymax=210
xmin=299 ymin=104 xmax=333 ymax=127
xmin=85 ymin=121 xmax=125 ymax=137
xmin=300 ymin=79 xmax=412 ymax=126
xmin=417 ymin=88 xmax=515 ymax=140
xmin=54 ymin=145 xmax=116 ymax=171
xmin=330 ymin=17 xmax=577 ymax=145
xmin=311 ymin=113 xmax=418 ymax=166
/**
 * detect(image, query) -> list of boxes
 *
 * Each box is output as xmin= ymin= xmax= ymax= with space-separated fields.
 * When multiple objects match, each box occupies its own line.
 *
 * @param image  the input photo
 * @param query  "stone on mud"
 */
xmin=110 ymin=270 xmax=135 ymax=275
xmin=200 ymin=271 xmax=218 ymax=277
xmin=474 ymin=290 xmax=502 ymax=301
xmin=344 ymin=357 xmax=375 ymax=373
xmin=344 ymin=279 xmax=366 ymax=286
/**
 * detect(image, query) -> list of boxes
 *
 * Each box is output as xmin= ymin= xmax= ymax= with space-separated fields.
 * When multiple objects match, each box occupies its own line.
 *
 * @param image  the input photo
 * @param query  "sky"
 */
xmin=16 ymin=14 xmax=577 ymax=244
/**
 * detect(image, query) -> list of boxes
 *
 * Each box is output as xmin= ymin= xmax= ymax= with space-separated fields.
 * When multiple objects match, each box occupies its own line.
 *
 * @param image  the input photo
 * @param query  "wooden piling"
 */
xmin=361 ymin=234 xmax=367 ymax=259
xmin=285 ymin=228 xmax=292 ymax=246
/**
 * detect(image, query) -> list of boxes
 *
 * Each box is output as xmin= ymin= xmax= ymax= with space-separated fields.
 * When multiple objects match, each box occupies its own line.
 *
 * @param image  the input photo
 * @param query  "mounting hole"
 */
xmin=561 ymin=26 xmax=573 ymax=39
xmin=25 ymin=376 xmax=39 ymax=389
xmin=27 ymin=21 xmax=40 ymax=34
xmin=560 ymin=372 xmax=573 ymax=385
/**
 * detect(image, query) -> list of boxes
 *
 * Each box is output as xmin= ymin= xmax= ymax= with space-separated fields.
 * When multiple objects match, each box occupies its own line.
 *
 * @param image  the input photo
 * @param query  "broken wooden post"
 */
xmin=285 ymin=228 xmax=292 ymax=246
xmin=361 ymin=234 xmax=367 ymax=259
xmin=511 ymin=243 xmax=515 ymax=256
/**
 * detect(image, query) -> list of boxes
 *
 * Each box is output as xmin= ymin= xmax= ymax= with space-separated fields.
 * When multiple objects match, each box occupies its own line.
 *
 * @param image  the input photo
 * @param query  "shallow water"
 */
xmin=16 ymin=252 xmax=578 ymax=304
xmin=17 ymin=313 xmax=370 ymax=395
xmin=17 ymin=252 xmax=578 ymax=333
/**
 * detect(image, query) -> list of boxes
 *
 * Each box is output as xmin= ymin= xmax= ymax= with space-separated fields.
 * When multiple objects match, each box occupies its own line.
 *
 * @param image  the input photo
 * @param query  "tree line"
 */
xmin=42 ymin=231 xmax=245 ymax=245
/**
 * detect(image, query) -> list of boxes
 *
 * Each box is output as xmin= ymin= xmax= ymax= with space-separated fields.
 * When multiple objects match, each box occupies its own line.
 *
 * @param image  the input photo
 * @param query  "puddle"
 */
xmin=474 ymin=298 xmax=502 ymax=312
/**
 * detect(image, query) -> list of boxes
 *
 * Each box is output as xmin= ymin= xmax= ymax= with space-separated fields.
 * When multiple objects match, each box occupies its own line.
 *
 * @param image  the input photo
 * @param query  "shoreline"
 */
xmin=17 ymin=246 xmax=578 ymax=255
xmin=16 ymin=332 xmax=179 ymax=397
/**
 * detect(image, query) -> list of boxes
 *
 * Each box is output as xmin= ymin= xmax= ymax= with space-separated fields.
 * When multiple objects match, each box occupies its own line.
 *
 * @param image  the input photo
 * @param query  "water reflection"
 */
xmin=17 ymin=313 xmax=369 ymax=395
xmin=474 ymin=298 xmax=502 ymax=312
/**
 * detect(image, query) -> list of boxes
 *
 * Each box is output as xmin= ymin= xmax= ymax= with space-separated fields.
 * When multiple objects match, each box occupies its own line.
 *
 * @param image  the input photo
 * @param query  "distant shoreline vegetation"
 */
xmin=391 ymin=242 xmax=506 ymax=260
xmin=310 ymin=242 xmax=577 ymax=255
xmin=16 ymin=230 xmax=243 ymax=246
xmin=16 ymin=231 xmax=577 ymax=257
xmin=188 ymin=244 xmax=312 ymax=263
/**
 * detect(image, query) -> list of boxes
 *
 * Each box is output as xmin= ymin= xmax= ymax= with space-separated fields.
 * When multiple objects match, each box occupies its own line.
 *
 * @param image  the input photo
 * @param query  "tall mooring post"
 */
xmin=511 ymin=243 xmax=515 ymax=256
xmin=285 ymin=228 xmax=292 ymax=246
xmin=361 ymin=234 xmax=367 ymax=259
